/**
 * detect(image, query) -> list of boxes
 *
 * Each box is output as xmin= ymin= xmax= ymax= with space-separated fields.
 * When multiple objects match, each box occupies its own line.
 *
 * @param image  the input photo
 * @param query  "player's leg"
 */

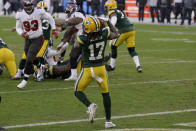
xmin=35 ymin=39 xmax=49 ymax=81
xmin=107 ymin=33 xmax=125 ymax=71
xmin=65 ymin=46 xmax=82 ymax=81
xmin=12 ymin=52 xmax=26 ymax=80
xmin=74 ymin=68 xmax=96 ymax=122
xmin=93 ymin=66 xmax=116 ymax=127
xmin=126 ymin=30 xmax=142 ymax=72
xmin=17 ymin=36 xmax=43 ymax=88
xmin=4 ymin=49 xmax=17 ymax=78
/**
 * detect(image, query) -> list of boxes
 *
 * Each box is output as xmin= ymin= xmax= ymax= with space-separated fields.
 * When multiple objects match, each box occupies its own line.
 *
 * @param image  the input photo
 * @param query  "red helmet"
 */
xmin=23 ymin=0 xmax=34 ymax=14
xmin=65 ymin=0 xmax=77 ymax=14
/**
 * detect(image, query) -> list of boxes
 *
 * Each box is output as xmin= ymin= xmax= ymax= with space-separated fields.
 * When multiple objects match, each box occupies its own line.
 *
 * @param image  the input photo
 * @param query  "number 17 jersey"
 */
xmin=77 ymin=28 xmax=110 ymax=68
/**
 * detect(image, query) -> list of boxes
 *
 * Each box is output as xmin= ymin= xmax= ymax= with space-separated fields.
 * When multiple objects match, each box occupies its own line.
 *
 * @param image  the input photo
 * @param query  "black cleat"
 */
xmin=137 ymin=66 xmax=142 ymax=73
xmin=105 ymin=64 xmax=115 ymax=72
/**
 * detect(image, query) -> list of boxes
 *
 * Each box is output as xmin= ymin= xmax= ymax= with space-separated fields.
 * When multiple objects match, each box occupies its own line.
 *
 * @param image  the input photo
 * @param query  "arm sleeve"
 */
xmin=42 ymin=11 xmax=56 ymax=30
xmin=16 ymin=14 xmax=23 ymax=35
xmin=110 ymin=15 xmax=117 ymax=26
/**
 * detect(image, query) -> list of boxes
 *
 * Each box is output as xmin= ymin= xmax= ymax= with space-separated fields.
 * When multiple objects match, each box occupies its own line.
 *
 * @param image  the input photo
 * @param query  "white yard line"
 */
xmin=0 ymin=78 xmax=196 ymax=94
xmin=2 ymin=109 xmax=196 ymax=129
xmin=119 ymin=60 xmax=196 ymax=65
xmin=136 ymin=29 xmax=196 ymax=36
xmin=174 ymin=122 xmax=196 ymax=127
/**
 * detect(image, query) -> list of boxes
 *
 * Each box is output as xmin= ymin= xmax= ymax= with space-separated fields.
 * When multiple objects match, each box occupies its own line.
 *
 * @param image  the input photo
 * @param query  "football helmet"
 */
xmin=23 ymin=0 xmax=34 ymax=14
xmin=104 ymin=0 xmax=117 ymax=10
xmin=83 ymin=16 xmax=101 ymax=33
xmin=65 ymin=0 xmax=77 ymax=14
xmin=37 ymin=1 xmax=48 ymax=11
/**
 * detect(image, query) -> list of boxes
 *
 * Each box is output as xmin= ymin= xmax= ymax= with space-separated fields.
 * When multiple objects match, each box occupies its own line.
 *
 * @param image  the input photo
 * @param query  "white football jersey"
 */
xmin=16 ymin=8 xmax=56 ymax=39
xmin=70 ymin=11 xmax=85 ymax=35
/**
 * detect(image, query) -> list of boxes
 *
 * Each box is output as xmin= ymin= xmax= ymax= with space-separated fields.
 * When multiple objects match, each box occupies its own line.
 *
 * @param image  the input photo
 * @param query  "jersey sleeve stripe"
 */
xmin=76 ymin=36 xmax=84 ymax=44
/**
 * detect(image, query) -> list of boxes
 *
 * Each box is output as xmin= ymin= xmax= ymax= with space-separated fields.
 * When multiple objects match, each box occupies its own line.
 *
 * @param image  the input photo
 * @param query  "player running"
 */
xmin=105 ymin=0 xmax=142 ymax=72
xmin=15 ymin=0 xmax=58 ymax=88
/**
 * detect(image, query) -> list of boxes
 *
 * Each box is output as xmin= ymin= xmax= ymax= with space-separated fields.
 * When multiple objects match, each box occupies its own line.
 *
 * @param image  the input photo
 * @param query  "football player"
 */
xmin=74 ymin=16 xmax=118 ymax=128
xmin=0 ymin=38 xmax=17 ymax=79
xmin=15 ymin=0 xmax=58 ymax=88
xmin=105 ymin=0 xmax=142 ymax=72
xmin=55 ymin=0 xmax=85 ymax=81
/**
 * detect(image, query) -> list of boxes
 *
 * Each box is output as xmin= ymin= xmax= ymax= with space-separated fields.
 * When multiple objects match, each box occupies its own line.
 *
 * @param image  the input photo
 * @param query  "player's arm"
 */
xmin=74 ymin=36 xmax=84 ymax=48
xmin=107 ymin=20 xmax=118 ymax=40
xmin=61 ymin=17 xmax=83 ymax=31
xmin=42 ymin=10 xmax=58 ymax=38
xmin=109 ymin=12 xmax=117 ymax=26
xmin=15 ymin=17 xmax=23 ymax=36
xmin=16 ymin=14 xmax=29 ymax=39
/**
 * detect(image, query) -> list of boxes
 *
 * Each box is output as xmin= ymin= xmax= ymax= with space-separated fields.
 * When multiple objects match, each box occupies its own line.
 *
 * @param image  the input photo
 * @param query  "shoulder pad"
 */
xmin=108 ymin=10 xmax=115 ymax=16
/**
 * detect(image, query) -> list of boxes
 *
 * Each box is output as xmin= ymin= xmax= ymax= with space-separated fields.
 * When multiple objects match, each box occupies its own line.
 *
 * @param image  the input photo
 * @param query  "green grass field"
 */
xmin=0 ymin=16 xmax=196 ymax=131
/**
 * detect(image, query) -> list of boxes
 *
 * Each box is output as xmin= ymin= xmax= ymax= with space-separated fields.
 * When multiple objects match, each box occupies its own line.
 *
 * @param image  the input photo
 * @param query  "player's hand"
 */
xmin=52 ymin=30 xmax=58 ymax=39
xmin=21 ymin=32 xmax=29 ymax=39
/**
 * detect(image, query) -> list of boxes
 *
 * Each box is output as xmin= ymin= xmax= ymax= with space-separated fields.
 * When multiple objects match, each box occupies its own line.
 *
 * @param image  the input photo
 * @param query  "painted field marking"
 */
xmin=137 ymin=29 xmax=196 ymax=36
xmin=151 ymin=38 xmax=196 ymax=43
xmin=0 ymin=78 xmax=196 ymax=94
xmin=2 ymin=109 xmax=196 ymax=129
xmin=100 ymin=128 xmax=196 ymax=131
xmin=119 ymin=60 xmax=196 ymax=65
xmin=118 ymin=49 xmax=194 ymax=53
xmin=174 ymin=122 xmax=196 ymax=127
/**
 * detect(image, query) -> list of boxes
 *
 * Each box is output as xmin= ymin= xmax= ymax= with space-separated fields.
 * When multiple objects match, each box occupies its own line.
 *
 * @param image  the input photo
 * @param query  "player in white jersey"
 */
xmin=15 ymin=0 xmax=58 ymax=89
xmin=56 ymin=0 xmax=85 ymax=81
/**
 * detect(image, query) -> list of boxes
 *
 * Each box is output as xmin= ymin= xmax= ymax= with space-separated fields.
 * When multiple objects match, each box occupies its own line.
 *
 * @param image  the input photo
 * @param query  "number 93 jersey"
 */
xmin=16 ymin=8 xmax=55 ymax=39
xmin=77 ymin=27 xmax=111 ymax=68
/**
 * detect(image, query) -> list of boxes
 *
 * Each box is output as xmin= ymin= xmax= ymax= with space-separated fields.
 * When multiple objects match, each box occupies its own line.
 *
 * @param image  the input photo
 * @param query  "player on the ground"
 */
xmin=0 ymin=38 xmax=17 ymax=79
xmin=74 ymin=16 xmax=118 ymax=128
xmin=13 ymin=1 xmax=58 ymax=82
xmin=15 ymin=0 xmax=58 ymax=88
xmin=104 ymin=0 xmax=142 ymax=72
xmin=56 ymin=0 xmax=85 ymax=81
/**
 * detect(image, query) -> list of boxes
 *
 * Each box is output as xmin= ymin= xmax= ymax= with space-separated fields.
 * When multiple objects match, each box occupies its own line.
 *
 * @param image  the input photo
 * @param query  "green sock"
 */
xmin=102 ymin=93 xmax=111 ymax=121
xmin=74 ymin=91 xmax=91 ymax=107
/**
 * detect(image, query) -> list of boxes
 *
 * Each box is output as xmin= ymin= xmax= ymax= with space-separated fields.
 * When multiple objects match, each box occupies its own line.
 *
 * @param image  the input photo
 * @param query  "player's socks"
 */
xmin=102 ymin=93 xmax=111 ymax=121
xmin=110 ymin=58 xmax=116 ymax=69
xmin=74 ymin=91 xmax=91 ymax=107
xmin=133 ymin=55 xmax=140 ymax=67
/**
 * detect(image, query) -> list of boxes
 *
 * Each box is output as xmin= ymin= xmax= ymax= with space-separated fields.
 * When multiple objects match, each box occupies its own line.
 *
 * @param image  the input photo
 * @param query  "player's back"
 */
xmin=78 ymin=28 xmax=110 ymax=68
xmin=108 ymin=9 xmax=134 ymax=33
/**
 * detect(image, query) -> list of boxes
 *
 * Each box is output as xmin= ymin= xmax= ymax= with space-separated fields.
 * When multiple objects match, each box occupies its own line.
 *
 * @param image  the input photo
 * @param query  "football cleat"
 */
xmin=64 ymin=75 xmax=77 ymax=81
xmin=87 ymin=103 xmax=97 ymax=123
xmin=105 ymin=64 xmax=115 ymax=72
xmin=17 ymin=80 xmax=27 ymax=89
xmin=105 ymin=121 xmax=116 ymax=128
xmin=137 ymin=66 xmax=142 ymax=73
xmin=12 ymin=72 xmax=22 ymax=80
